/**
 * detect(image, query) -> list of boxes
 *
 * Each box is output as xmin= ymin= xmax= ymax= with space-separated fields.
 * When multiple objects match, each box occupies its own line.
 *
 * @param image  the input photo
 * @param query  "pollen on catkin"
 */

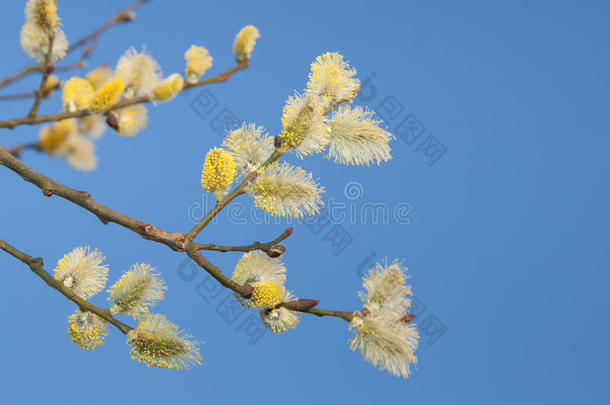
xmin=63 ymin=133 xmax=98 ymax=171
xmin=114 ymin=104 xmax=148 ymax=136
xmin=222 ymin=123 xmax=273 ymax=179
xmin=185 ymin=45 xmax=213 ymax=82
xmin=108 ymin=263 xmax=167 ymax=318
xmin=62 ymin=77 xmax=93 ymax=112
xmin=326 ymin=105 xmax=393 ymax=166
xmin=39 ymin=119 xmax=77 ymax=154
xmin=68 ymin=309 xmax=108 ymax=350
xmin=306 ymin=52 xmax=360 ymax=107
xmin=260 ymin=290 xmax=300 ymax=333
xmin=86 ymin=64 xmax=113 ymax=91
xmin=151 ymin=73 xmax=184 ymax=102
xmin=21 ymin=0 xmax=66 ymax=63
xmin=115 ymin=47 xmax=162 ymax=96
xmin=54 ymin=246 xmax=108 ymax=299
xmin=250 ymin=281 xmax=284 ymax=308
xmin=250 ymin=162 xmax=324 ymax=218
xmin=280 ymin=93 xmax=329 ymax=157
xmin=20 ymin=21 xmax=68 ymax=63
xmin=127 ymin=313 xmax=202 ymax=370
xmin=200 ymin=148 xmax=236 ymax=197
xmin=233 ymin=25 xmax=260 ymax=61
xmin=89 ymin=77 xmax=125 ymax=113
xmin=349 ymin=311 xmax=419 ymax=379
xmin=78 ymin=115 xmax=106 ymax=139
xmin=42 ymin=74 xmax=60 ymax=97
xmin=25 ymin=0 xmax=59 ymax=34
xmin=359 ymin=259 xmax=412 ymax=315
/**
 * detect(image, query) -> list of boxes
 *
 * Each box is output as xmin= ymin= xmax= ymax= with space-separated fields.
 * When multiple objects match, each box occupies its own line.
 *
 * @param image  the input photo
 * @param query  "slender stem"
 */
xmin=0 ymin=91 xmax=37 ymax=101
xmin=0 ymin=239 xmax=133 ymax=334
xmin=67 ymin=0 xmax=148 ymax=57
xmin=0 ymin=66 xmax=39 ymax=90
xmin=7 ymin=142 xmax=40 ymax=158
xmin=193 ymin=227 xmax=293 ymax=257
xmin=184 ymin=149 xmax=282 ymax=243
xmin=0 ymin=61 xmax=248 ymax=129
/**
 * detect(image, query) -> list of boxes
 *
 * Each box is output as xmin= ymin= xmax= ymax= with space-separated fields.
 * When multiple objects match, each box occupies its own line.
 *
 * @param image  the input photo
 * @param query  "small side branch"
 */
xmin=0 ymin=239 xmax=132 ymax=335
xmin=0 ymin=61 xmax=248 ymax=129
xmin=193 ymin=227 xmax=293 ymax=257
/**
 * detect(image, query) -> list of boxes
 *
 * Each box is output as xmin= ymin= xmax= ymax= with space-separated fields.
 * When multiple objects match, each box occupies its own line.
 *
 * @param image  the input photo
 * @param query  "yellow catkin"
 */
xmin=68 ymin=310 xmax=108 ymax=350
xmin=115 ymin=105 xmax=148 ymax=136
xmin=42 ymin=74 xmax=59 ymax=97
xmin=89 ymin=77 xmax=125 ymax=112
xmin=26 ymin=0 xmax=59 ymax=34
xmin=39 ymin=119 xmax=77 ymax=153
xmin=250 ymin=281 xmax=283 ymax=308
xmin=62 ymin=77 xmax=94 ymax=112
xmin=86 ymin=64 xmax=113 ymax=91
xmin=233 ymin=25 xmax=260 ymax=61
xmin=200 ymin=148 xmax=236 ymax=194
xmin=185 ymin=45 xmax=213 ymax=82
xmin=151 ymin=73 xmax=184 ymax=102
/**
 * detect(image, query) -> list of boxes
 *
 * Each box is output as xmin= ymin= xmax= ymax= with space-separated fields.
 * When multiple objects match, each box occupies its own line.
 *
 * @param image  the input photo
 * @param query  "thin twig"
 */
xmin=67 ymin=0 xmax=148 ymax=58
xmin=7 ymin=142 xmax=40 ymax=158
xmin=0 ymin=65 xmax=39 ymax=89
xmin=184 ymin=148 xmax=282 ymax=244
xmin=193 ymin=227 xmax=293 ymax=257
xmin=0 ymin=0 xmax=148 ymax=92
xmin=0 ymin=239 xmax=133 ymax=334
xmin=0 ymin=61 xmax=249 ymax=129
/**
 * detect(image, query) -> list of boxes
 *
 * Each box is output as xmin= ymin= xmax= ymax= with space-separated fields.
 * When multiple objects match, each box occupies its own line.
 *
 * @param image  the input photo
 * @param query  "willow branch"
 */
xmin=0 ymin=145 xmax=185 ymax=251
xmin=0 ymin=91 xmax=37 ymax=101
xmin=0 ymin=239 xmax=133 ymax=334
xmin=0 ymin=61 xmax=248 ymax=129
xmin=0 ymin=62 xmax=86 ymax=101
xmin=0 ymin=0 xmax=147 ymax=92
xmin=193 ymin=227 xmax=293 ymax=257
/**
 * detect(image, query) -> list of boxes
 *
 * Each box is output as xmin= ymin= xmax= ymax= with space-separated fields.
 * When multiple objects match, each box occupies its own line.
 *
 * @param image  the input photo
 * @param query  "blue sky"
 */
xmin=0 ymin=0 xmax=608 ymax=404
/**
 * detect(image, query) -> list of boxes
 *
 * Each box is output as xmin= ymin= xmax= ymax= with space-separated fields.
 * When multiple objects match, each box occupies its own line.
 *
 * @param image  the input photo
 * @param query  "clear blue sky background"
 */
xmin=0 ymin=0 xmax=608 ymax=404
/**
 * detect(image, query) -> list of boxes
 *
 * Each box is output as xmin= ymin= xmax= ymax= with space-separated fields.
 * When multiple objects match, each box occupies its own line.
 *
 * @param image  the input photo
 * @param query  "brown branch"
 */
xmin=0 ymin=145 xmax=185 ymax=251
xmin=0 ymin=239 xmax=133 ymax=334
xmin=0 ymin=91 xmax=37 ymax=101
xmin=0 ymin=61 xmax=249 ymax=129
xmin=193 ymin=227 xmax=293 ymax=257
xmin=0 ymin=62 xmax=86 ymax=101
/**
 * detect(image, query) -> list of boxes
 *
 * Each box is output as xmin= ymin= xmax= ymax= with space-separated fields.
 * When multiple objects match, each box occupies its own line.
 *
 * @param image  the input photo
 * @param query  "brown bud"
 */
xmin=116 ymin=10 xmax=136 ymax=22
xmin=274 ymin=134 xmax=283 ymax=148
xmin=278 ymin=299 xmax=320 ymax=311
xmin=106 ymin=111 xmax=119 ymax=131
xmin=401 ymin=313 xmax=416 ymax=323
xmin=266 ymin=244 xmax=285 ymax=258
